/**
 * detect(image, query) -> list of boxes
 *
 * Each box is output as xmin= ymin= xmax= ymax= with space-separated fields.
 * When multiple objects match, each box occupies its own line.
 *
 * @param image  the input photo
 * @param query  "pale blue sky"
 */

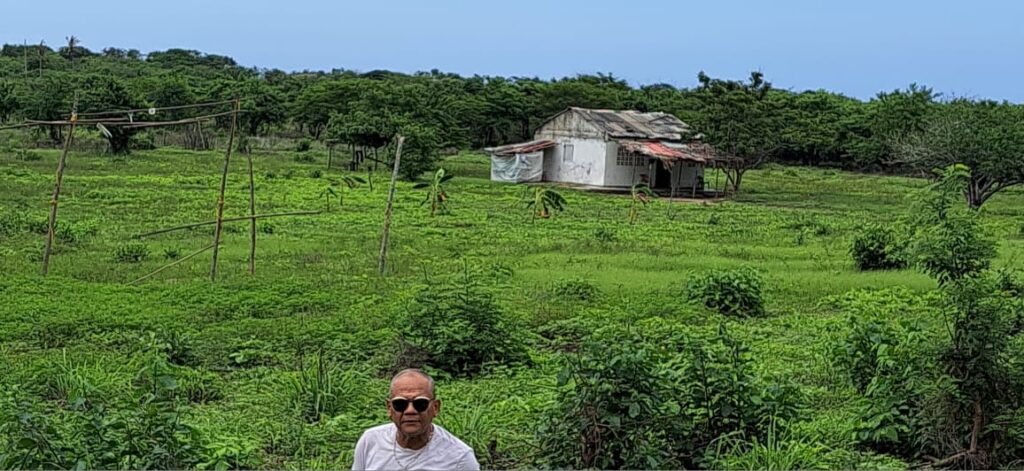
xmin=2 ymin=0 xmax=1021 ymax=101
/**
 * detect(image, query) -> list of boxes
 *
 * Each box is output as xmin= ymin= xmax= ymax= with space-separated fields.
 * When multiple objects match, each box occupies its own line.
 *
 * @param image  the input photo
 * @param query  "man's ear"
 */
xmin=433 ymin=398 xmax=442 ymax=414
xmin=384 ymin=399 xmax=391 ymax=412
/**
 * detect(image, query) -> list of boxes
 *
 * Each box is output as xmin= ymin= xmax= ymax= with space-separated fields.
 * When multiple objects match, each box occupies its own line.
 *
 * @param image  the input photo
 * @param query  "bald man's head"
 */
xmin=389 ymin=368 xmax=435 ymax=398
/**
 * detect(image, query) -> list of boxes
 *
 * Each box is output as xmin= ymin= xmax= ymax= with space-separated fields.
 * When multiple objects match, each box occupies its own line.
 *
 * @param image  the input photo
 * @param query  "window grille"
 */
xmin=616 ymin=146 xmax=645 ymax=166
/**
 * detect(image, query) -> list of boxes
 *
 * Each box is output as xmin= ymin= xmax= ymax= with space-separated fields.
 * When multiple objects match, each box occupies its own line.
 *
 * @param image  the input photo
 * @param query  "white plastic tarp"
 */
xmin=490 ymin=151 xmax=544 ymax=183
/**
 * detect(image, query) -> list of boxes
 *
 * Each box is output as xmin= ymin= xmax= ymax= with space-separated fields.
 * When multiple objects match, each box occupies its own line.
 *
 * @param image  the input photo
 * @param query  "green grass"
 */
xmin=1 ymin=148 xmax=1022 ymax=468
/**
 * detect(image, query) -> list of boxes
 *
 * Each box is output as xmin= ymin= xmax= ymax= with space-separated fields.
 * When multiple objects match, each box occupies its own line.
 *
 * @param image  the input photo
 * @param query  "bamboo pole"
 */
xmin=135 ymin=211 xmax=321 ymax=239
xmin=130 ymin=244 xmax=215 ymax=285
xmin=378 ymin=136 xmax=405 ymax=275
xmin=209 ymin=99 xmax=240 ymax=282
xmin=41 ymin=111 xmax=78 ymax=275
xmin=246 ymin=146 xmax=256 ymax=275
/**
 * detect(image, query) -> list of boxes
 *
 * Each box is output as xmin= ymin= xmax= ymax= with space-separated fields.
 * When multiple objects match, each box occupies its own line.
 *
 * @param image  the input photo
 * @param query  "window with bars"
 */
xmin=616 ymin=147 xmax=645 ymax=166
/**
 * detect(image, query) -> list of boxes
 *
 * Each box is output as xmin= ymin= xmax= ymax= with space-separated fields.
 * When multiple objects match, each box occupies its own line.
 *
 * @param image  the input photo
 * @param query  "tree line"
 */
xmin=1 ymin=42 xmax=1021 ymax=206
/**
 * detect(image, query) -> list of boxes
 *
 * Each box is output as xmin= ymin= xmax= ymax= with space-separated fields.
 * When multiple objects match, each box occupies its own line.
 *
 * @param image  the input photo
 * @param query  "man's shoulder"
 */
xmin=358 ymin=423 xmax=395 ymax=443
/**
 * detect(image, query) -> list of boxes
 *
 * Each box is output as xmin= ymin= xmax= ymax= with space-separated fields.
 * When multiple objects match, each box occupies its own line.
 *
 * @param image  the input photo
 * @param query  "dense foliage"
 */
xmin=4 ymin=41 xmax=1024 ymax=195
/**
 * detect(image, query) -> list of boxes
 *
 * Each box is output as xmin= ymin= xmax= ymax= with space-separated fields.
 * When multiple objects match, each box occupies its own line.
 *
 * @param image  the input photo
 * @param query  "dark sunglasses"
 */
xmin=390 ymin=396 xmax=432 ymax=413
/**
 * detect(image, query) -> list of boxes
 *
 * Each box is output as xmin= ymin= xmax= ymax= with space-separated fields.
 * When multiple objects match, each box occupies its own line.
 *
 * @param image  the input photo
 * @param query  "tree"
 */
xmin=693 ymin=71 xmax=784 ymax=193
xmin=413 ymin=168 xmax=453 ymax=216
xmin=0 ymin=80 xmax=16 ymax=123
xmin=896 ymin=99 xmax=1024 ymax=209
xmin=907 ymin=164 xmax=997 ymax=284
xmin=77 ymin=75 xmax=146 ymax=154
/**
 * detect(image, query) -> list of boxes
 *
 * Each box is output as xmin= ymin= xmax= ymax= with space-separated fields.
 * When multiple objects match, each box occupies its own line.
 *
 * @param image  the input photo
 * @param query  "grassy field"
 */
xmin=1 ymin=148 xmax=1022 ymax=468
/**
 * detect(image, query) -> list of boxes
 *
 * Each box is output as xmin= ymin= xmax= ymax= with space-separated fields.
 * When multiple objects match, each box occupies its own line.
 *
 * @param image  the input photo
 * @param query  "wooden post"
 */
xmin=246 ymin=146 xmax=256 ymax=275
xmin=378 ymin=136 xmax=405 ymax=275
xmin=209 ymin=99 xmax=240 ymax=281
xmin=327 ymin=143 xmax=333 ymax=169
xmin=691 ymin=164 xmax=698 ymax=198
xmin=41 ymin=113 xmax=78 ymax=275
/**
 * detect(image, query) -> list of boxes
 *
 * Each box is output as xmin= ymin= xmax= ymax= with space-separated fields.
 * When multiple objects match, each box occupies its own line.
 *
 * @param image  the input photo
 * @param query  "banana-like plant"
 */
xmin=414 ymin=168 xmax=453 ymax=216
xmin=629 ymin=183 xmax=656 ymax=224
xmin=319 ymin=175 xmax=365 ymax=211
xmin=525 ymin=187 xmax=567 ymax=221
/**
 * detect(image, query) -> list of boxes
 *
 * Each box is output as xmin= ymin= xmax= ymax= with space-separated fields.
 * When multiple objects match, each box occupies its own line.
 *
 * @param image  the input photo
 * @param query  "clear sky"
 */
xmin=2 ymin=0 xmax=1021 ymax=101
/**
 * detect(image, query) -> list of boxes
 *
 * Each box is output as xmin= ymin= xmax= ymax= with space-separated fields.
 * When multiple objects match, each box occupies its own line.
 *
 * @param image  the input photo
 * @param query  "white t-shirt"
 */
xmin=352 ymin=423 xmax=480 ymax=471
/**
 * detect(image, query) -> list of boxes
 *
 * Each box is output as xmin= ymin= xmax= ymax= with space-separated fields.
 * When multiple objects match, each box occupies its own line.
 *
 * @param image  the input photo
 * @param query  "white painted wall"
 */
xmin=602 ymin=140 xmax=649 ymax=187
xmin=542 ymin=137 xmax=607 ymax=186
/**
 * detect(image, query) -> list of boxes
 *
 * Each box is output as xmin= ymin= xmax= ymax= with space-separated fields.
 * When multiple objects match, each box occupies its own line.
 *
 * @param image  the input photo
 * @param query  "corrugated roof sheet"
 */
xmin=568 ymin=107 xmax=692 ymax=140
xmin=485 ymin=139 xmax=557 ymax=156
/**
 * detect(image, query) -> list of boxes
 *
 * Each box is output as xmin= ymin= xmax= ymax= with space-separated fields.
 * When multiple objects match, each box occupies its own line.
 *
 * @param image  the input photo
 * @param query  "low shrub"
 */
xmin=113 ymin=242 xmax=149 ymax=263
xmin=593 ymin=226 xmax=617 ymax=243
xmin=850 ymin=223 xmax=908 ymax=270
xmin=686 ymin=267 xmax=766 ymax=317
xmin=537 ymin=322 xmax=804 ymax=469
xmin=552 ymin=278 xmax=600 ymax=302
xmin=294 ymin=139 xmax=313 ymax=153
xmin=397 ymin=276 xmax=528 ymax=376
xmin=308 ymin=169 xmax=322 ymax=179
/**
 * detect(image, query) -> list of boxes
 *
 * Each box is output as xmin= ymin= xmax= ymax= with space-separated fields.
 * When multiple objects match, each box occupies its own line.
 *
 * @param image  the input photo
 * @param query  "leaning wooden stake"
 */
xmin=130 ymin=243 xmax=215 ymax=285
xmin=377 ymin=135 xmax=404 ymax=275
xmin=41 ymin=111 xmax=78 ymax=275
xmin=246 ymin=146 xmax=256 ymax=275
xmin=209 ymin=99 xmax=240 ymax=281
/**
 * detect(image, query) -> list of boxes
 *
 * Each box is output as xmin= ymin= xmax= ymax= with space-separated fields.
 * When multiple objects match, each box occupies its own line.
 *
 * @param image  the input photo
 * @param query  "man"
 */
xmin=352 ymin=369 xmax=480 ymax=470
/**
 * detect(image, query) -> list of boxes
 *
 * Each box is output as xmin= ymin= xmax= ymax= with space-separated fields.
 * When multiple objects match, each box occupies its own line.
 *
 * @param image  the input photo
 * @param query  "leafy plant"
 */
xmin=524 ymin=187 xmax=567 ymax=221
xmin=851 ymin=223 xmax=908 ymax=270
xmin=397 ymin=273 xmax=528 ymax=376
xmin=413 ymin=167 xmax=453 ymax=216
xmin=552 ymin=278 xmax=601 ymax=302
xmin=908 ymin=165 xmax=997 ymax=284
xmin=113 ymin=241 xmax=150 ymax=263
xmin=628 ymin=183 xmax=656 ymax=224
xmin=686 ymin=267 xmax=766 ymax=317
xmin=282 ymin=351 xmax=361 ymax=423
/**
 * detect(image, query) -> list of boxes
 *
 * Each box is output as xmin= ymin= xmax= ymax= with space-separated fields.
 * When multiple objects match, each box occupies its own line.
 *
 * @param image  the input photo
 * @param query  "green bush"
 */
xmin=294 ymin=139 xmax=312 ymax=153
xmin=552 ymin=278 xmax=600 ymax=301
xmin=308 ymin=169 xmax=322 ymax=179
xmin=538 ymin=328 xmax=680 ymax=469
xmin=850 ymin=223 xmax=908 ymax=270
xmin=397 ymin=277 xmax=528 ymax=376
xmin=537 ymin=322 xmax=804 ymax=469
xmin=16 ymin=149 xmax=42 ymax=161
xmin=113 ymin=242 xmax=149 ymax=263
xmin=593 ymin=226 xmax=617 ymax=243
xmin=686 ymin=267 xmax=766 ymax=317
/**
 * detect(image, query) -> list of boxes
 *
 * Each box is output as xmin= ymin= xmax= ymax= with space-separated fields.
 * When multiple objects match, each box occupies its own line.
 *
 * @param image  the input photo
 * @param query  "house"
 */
xmin=486 ymin=107 xmax=726 ymax=195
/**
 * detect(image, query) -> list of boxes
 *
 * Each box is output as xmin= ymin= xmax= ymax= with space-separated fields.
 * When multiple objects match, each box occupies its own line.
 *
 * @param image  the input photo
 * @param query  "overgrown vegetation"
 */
xmin=1 ymin=124 xmax=1023 ymax=467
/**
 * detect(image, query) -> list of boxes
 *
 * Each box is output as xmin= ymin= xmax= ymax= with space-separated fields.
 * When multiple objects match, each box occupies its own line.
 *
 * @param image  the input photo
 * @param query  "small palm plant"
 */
xmin=629 ymin=183 xmax=656 ymax=224
xmin=319 ymin=175 xmax=365 ymax=211
xmin=414 ymin=168 xmax=453 ymax=216
xmin=525 ymin=187 xmax=567 ymax=221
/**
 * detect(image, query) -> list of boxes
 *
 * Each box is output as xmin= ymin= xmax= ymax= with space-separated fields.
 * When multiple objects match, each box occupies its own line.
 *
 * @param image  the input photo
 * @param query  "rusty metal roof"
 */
xmin=562 ymin=108 xmax=693 ymax=140
xmin=485 ymin=139 xmax=557 ymax=156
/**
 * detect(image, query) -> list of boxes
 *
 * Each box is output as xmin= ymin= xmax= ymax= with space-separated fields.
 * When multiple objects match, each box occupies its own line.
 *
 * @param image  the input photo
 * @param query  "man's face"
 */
xmin=387 ymin=374 xmax=440 ymax=438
